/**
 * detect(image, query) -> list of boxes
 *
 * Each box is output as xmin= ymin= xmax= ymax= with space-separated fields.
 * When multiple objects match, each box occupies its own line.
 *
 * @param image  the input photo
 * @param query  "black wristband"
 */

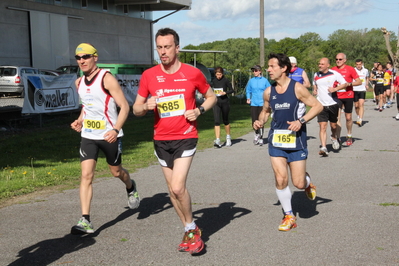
xmin=198 ymin=106 xmax=205 ymax=115
xmin=113 ymin=128 xmax=119 ymax=134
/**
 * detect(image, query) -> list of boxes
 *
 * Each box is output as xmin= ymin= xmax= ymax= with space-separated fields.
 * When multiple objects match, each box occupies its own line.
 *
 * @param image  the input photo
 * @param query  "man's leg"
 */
xmin=318 ymin=121 xmax=328 ymax=156
xmin=358 ymin=98 xmax=365 ymax=123
xmin=162 ymin=156 xmax=194 ymax=226
xmin=345 ymin=112 xmax=353 ymax=136
xmin=80 ymin=159 xmax=96 ymax=217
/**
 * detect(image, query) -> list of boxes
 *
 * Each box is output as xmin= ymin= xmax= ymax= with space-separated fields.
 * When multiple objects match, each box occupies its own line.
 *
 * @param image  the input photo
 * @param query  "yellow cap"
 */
xmin=75 ymin=43 xmax=98 ymax=56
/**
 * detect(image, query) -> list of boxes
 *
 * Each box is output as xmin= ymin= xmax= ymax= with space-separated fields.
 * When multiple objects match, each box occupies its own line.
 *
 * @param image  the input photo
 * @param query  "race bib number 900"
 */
xmin=84 ymin=119 xmax=106 ymax=130
xmin=272 ymin=129 xmax=296 ymax=148
xmin=156 ymin=94 xmax=186 ymax=118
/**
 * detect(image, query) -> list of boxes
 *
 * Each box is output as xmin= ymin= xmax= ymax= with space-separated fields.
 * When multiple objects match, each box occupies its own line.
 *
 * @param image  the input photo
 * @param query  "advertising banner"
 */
xmin=22 ymin=74 xmax=79 ymax=114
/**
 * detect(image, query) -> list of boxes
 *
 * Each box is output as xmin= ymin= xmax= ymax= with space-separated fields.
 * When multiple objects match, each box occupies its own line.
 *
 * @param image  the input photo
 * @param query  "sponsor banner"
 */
xmin=115 ymin=74 xmax=141 ymax=105
xmin=22 ymin=74 xmax=79 ymax=114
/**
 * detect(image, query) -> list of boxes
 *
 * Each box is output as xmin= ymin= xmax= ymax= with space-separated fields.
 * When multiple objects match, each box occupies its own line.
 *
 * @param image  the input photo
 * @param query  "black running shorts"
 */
xmin=154 ymin=138 xmax=197 ymax=168
xmin=317 ymin=104 xmax=339 ymax=123
xmin=80 ymin=137 xmax=122 ymax=166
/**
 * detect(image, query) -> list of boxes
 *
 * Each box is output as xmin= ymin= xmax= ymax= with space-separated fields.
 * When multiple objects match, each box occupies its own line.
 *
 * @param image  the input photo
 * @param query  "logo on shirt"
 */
xmin=155 ymin=89 xmax=165 ymax=97
xmin=156 ymin=76 xmax=166 ymax=83
xmin=274 ymin=103 xmax=290 ymax=110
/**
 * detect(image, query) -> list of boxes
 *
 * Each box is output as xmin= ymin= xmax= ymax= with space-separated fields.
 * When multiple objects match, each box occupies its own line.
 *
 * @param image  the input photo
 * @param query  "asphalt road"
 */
xmin=1 ymin=100 xmax=399 ymax=266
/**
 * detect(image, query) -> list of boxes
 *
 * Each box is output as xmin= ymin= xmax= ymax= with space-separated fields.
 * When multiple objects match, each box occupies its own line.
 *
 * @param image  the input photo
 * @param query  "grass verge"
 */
xmin=0 ymin=102 xmax=259 ymax=205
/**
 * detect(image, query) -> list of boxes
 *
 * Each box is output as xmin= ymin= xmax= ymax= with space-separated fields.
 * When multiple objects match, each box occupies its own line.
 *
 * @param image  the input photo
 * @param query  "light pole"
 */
xmin=260 ymin=0 xmax=264 ymax=69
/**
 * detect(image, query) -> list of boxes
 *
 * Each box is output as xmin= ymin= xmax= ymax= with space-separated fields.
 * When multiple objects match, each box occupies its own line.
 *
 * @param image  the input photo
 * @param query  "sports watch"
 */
xmin=198 ymin=106 xmax=205 ymax=115
xmin=299 ymin=117 xmax=306 ymax=124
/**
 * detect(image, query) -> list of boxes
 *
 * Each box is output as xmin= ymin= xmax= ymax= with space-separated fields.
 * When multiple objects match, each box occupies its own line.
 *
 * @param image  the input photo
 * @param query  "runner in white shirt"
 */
xmin=353 ymin=59 xmax=369 ymax=126
xmin=313 ymin=58 xmax=350 ymax=156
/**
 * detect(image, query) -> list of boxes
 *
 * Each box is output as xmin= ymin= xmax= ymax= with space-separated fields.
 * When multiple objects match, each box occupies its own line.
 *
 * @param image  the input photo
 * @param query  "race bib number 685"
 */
xmin=156 ymin=94 xmax=186 ymax=118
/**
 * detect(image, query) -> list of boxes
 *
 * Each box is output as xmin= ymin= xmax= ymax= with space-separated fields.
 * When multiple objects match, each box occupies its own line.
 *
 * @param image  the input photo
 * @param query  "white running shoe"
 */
xmin=331 ymin=137 xmax=340 ymax=150
xmin=214 ymin=138 xmax=222 ymax=148
xmin=226 ymin=136 xmax=232 ymax=147
xmin=253 ymin=134 xmax=260 ymax=145
xmin=319 ymin=147 xmax=328 ymax=156
xmin=396 ymin=113 xmax=399 ymax=120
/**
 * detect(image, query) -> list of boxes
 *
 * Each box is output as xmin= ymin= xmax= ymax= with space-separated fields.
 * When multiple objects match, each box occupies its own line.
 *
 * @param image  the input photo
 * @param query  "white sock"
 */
xmin=276 ymin=186 xmax=292 ymax=214
xmin=305 ymin=174 xmax=311 ymax=188
xmin=185 ymin=221 xmax=196 ymax=232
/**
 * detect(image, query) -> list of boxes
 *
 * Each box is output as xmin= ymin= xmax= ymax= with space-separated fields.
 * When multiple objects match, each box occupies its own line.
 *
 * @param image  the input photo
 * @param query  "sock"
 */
xmin=347 ymin=134 xmax=352 ymax=138
xmin=226 ymin=135 xmax=231 ymax=139
xmin=259 ymin=128 xmax=264 ymax=138
xmin=305 ymin=174 xmax=311 ymax=188
xmin=276 ymin=186 xmax=292 ymax=214
xmin=185 ymin=221 xmax=196 ymax=232
xmin=126 ymin=180 xmax=135 ymax=193
xmin=83 ymin=214 xmax=90 ymax=222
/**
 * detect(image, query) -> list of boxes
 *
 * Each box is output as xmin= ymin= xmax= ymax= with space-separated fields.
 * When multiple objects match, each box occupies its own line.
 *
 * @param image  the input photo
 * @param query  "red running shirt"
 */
xmin=138 ymin=63 xmax=210 ymax=140
xmin=331 ymin=65 xmax=359 ymax=99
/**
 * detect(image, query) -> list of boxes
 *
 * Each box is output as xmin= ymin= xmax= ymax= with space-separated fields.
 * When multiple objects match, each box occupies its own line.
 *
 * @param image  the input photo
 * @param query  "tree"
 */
xmin=381 ymin=27 xmax=399 ymax=69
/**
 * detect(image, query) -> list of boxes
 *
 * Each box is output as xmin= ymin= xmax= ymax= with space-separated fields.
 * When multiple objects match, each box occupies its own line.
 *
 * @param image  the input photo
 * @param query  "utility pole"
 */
xmin=260 ymin=0 xmax=264 ymax=68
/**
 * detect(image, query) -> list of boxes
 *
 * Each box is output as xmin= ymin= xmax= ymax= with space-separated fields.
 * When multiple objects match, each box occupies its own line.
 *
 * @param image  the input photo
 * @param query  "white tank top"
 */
xmin=78 ymin=69 xmax=123 ymax=140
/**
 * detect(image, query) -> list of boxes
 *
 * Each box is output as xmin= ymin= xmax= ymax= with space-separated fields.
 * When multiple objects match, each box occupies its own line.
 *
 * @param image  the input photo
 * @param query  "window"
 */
xmin=102 ymin=0 xmax=108 ymax=11
xmin=82 ymin=0 xmax=88 ymax=8
xmin=123 ymin=5 xmax=129 ymax=15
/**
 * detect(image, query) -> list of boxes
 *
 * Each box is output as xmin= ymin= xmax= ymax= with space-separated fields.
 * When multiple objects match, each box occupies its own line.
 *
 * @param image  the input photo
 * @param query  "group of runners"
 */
xmin=68 ymin=26 xmax=397 ymax=255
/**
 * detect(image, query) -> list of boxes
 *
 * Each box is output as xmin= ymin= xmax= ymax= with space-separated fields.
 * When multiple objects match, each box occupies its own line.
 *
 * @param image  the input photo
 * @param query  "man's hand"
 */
xmin=71 ymin=119 xmax=83 ymax=132
xmin=287 ymin=120 xmax=302 ymax=132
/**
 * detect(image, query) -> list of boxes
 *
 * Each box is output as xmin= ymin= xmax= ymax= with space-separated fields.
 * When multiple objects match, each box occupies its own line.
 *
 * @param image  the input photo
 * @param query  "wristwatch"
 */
xmin=198 ymin=106 xmax=205 ymax=115
xmin=299 ymin=117 xmax=306 ymax=124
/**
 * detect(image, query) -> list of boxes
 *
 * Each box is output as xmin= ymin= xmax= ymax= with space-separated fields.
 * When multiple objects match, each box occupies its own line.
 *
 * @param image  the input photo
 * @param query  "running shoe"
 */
xmin=178 ymin=226 xmax=204 ymax=254
xmin=318 ymin=147 xmax=328 ymax=156
xmin=71 ymin=217 xmax=94 ymax=234
xmin=395 ymin=113 xmax=399 ymax=120
xmin=331 ymin=137 xmax=340 ymax=150
xmin=278 ymin=215 xmax=297 ymax=231
xmin=305 ymin=178 xmax=317 ymax=201
xmin=127 ymin=179 xmax=140 ymax=209
xmin=214 ymin=139 xmax=222 ymax=148
xmin=356 ymin=119 xmax=362 ymax=127
xmin=226 ymin=136 xmax=232 ymax=147
xmin=379 ymin=108 xmax=383 ymax=112
xmin=345 ymin=136 xmax=353 ymax=146
xmin=258 ymin=138 xmax=264 ymax=146
xmin=253 ymin=134 xmax=260 ymax=145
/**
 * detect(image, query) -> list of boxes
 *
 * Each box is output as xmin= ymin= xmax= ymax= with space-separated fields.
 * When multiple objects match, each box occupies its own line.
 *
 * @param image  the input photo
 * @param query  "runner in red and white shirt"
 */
xmin=133 ymin=28 xmax=216 ymax=255
xmin=353 ymin=59 xmax=369 ymax=127
xmin=331 ymin=53 xmax=361 ymax=146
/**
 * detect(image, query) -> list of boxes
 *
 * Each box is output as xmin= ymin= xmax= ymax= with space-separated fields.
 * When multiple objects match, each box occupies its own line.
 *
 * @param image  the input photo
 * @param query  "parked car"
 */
xmin=0 ymin=66 xmax=39 ymax=97
xmin=39 ymin=69 xmax=60 ymax=76
xmin=56 ymin=65 xmax=80 ymax=75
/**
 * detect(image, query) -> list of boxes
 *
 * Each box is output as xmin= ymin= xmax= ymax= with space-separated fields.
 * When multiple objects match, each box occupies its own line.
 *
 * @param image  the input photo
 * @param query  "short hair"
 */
xmin=214 ymin=67 xmax=224 ymax=74
xmin=355 ymin=59 xmax=363 ymax=63
xmin=268 ymin=53 xmax=291 ymax=75
xmin=155 ymin=28 xmax=180 ymax=46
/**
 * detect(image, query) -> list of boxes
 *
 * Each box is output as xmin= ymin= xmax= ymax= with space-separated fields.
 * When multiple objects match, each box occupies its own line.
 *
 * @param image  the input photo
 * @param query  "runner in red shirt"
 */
xmin=133 ymin=28 xmax=216 ymax=255
xmin=331 ymin=53 xmax=361 ymax=146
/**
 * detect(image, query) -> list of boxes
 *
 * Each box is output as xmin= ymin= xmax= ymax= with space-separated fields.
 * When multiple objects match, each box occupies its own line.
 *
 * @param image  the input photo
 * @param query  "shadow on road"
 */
xmin=8 ymin=234 xmax=95 ymax=266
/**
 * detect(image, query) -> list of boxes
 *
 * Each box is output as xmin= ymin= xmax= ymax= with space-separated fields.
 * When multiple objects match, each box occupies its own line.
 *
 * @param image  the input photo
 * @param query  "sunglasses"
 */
xmin=252 ymin=69 xmax=260 ymax=72
xmin=336 ymin=58 xmax=344 ymax=61
xmin=75 ymin=54 xmax=93 ymax=60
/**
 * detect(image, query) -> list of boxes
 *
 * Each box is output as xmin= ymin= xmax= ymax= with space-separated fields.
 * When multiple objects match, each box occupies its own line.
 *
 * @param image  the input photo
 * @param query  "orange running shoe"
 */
xmin=178 ymin=226 xmax=204 ymax=254
xmin=278 ymin=215 xmax=297 ymax=231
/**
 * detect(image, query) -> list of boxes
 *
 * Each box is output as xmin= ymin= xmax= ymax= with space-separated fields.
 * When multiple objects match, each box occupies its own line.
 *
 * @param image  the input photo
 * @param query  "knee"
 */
xmin=110 ymin=167 xmax=123 ymax=178
xmin=169 ymin=185 xmax=185 ymax=199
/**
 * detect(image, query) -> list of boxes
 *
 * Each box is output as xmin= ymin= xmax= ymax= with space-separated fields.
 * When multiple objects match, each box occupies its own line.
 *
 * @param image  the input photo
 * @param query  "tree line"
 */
xmin=180 ymin=28 xmax=397 ymax=92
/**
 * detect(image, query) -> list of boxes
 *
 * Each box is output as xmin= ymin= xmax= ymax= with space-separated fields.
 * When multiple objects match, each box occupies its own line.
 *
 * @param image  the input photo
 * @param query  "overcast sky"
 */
xmin=152 ymin=0 xmax=399 ymax=48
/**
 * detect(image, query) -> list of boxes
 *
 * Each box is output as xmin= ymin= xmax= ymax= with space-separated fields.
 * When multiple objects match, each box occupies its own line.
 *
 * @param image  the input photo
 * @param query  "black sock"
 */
xmin=126 ymin=181 xmax=135 ymax=193
xmin=83 ymin=215 xmax=90 ymax=222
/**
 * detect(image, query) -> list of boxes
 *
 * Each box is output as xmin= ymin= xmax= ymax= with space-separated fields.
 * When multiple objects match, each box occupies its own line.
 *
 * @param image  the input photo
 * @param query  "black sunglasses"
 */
xmin=75 ymin=54 xmax=93 ymax=60
xmin=336 ymin=58 xmax=344 ymax=61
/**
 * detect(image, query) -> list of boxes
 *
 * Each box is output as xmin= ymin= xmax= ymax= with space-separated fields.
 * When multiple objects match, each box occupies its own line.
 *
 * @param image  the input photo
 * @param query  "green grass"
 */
xmin=0 ymin=101 xmax=259 ymax=202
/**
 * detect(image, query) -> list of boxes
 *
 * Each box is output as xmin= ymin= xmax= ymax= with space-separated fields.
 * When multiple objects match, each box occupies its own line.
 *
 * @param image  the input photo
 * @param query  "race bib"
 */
xmin=377 ymin=78 xmax=384 ymax=83
xmin=156 ymin=94 xmax=186 ymax=118
xmin=84 ymin=118 xmax=106 ymax=130
xmin=213 ymin=87 xmax=223 ymax=96
xmin=272 ymin=129 xmax=296 ymax=148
